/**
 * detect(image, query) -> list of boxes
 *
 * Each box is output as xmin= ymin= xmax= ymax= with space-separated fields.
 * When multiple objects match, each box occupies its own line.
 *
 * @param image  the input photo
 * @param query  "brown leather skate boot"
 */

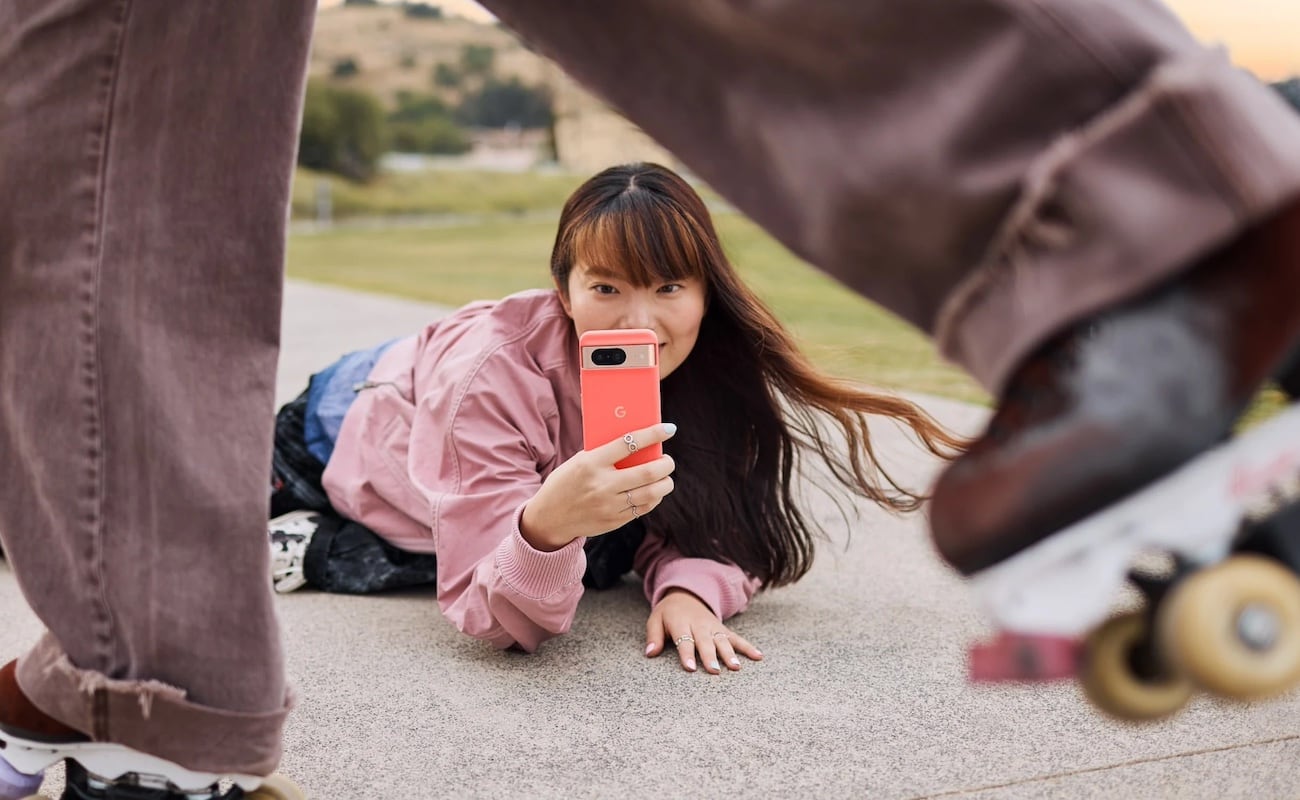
xmin=930 ymin=198 xmax=1300 ymax=575
xmin=0 ymin=659 xmax=86 ymax=743
xmin=0 ymin=658 xmax=87 ymax=796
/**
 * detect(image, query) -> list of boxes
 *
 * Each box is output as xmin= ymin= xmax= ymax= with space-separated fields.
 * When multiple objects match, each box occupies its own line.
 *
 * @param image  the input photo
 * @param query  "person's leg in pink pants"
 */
xmin=0 ymin=2 xmax=315 ymax=795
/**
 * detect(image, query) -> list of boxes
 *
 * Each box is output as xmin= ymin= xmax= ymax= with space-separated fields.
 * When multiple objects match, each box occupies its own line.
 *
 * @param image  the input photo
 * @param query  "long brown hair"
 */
xmin=552 ymin=163 xmax=965 ymax=587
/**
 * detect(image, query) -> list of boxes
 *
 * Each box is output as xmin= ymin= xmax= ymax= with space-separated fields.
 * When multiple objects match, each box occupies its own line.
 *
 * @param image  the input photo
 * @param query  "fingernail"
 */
xmin=645 ymin=643 xmax=655 ymax=656
xmin=662 ymin=422 xmax=677 ymax=436
xmin=729 ymin=657 xmax=740 ymax=667
xmin=710 ymin=660 xmax=721 ymax=672
xmin=685 ymin=659 xmax=696 ymax=671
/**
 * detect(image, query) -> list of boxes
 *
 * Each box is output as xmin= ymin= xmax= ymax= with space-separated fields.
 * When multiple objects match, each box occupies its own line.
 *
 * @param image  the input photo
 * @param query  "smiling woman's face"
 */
xmin=560 ymin=261 xmax=707 ymax=379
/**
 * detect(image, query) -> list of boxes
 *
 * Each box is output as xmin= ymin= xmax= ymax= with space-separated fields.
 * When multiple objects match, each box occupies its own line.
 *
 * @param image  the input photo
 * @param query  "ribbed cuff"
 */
xmin=651 ymin=561 xmax=751 ymax=620
xmin=18 ymin=636 xmax=293 ymax=777
xmin=936 ymin=51 xmax=1300 ymax=394
xmin=495 ymin=506 xmax=587 ymax=599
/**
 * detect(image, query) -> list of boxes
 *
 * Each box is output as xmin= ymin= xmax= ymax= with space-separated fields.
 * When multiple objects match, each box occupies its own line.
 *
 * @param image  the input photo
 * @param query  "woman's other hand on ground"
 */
xmin=644 ymin=589 xmax=763 ymax=673
xmin=520 ymin=422 xmax=677 ymax=551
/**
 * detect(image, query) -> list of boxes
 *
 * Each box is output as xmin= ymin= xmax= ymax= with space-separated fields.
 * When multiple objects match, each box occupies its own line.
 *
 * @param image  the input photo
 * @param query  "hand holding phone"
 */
xmin=520 ymin=419 xmax=677 ymax=551
xmin=519 ymin=329 xmax=672 ymax=552
xmin=579 ymin=329 xmax=663 ymax=468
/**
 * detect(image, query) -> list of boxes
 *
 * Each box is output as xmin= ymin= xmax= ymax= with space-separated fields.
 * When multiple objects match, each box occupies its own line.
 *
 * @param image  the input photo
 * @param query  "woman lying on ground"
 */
xmin=267 ymin=162 xmax=963 ymax=674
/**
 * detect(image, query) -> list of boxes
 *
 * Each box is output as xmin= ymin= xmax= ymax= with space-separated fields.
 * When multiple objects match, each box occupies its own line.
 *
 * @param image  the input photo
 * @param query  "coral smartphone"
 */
xmin=579 ymin=329 xmax=663 ymax=469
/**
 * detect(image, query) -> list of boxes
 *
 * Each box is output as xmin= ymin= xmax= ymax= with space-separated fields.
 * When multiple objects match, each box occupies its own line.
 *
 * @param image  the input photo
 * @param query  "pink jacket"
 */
xmin=322 ymin=289 xmax=760 ymax=651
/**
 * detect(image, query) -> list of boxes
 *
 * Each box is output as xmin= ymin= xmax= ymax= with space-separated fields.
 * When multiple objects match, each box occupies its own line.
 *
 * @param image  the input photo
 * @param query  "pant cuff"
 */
xmin=16 ymin=634 xmax=293 ymax=777
xmin=936 ymin=49 xmax=1300 ymax=395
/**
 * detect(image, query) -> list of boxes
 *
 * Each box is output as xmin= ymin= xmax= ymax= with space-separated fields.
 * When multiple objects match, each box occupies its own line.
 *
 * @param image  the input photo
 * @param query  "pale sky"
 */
xmin=1166 ymin=0 xmax=1299 ymax=79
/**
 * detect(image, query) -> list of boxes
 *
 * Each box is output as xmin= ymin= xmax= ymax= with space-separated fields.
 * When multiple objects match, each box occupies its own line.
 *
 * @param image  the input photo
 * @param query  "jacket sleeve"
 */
xmin=633 ymin=530 xmax=761 ymax=620
xmin=407 ymin=356 xmax=586 ymax=653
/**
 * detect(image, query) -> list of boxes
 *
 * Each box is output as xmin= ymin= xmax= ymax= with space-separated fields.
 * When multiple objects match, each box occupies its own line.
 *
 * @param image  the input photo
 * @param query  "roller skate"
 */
xmin=268 ymin=511 xmax=321 ymax=594
xmin=0 ymin=662 xmax=303 ymax=800
xmin=929 ymin=199 xmax=1300 ymax=720
xmin=0 ymin=749 xmax=301 ymax=800
xmin=0 ymin=744 xmax=304 ymax=799
xmin=964 ymin=398 xmax=1300 ymax=720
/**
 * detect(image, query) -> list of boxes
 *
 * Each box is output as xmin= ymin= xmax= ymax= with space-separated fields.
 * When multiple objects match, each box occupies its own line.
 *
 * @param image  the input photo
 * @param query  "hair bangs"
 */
xmin=570 ymin=194 xmax=711 ymax=288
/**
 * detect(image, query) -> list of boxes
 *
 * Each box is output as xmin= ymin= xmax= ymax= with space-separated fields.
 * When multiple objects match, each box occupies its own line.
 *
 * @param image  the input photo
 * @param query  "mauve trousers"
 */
xmin=0 ymin=1 xmax=314 ymax=776
xmin=4 ymin=0 xmax=1300 ymax=782
xmin=482 ymin=0 xmax=1300 ymax=393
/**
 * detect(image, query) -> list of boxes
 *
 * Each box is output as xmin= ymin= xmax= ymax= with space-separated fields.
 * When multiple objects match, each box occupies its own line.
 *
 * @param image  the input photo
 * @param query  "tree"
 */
xmin=390 ymin=118 xmax=472 ymax=155
xmin=331 ymin=57 xmax=360 ymax=79
xmin=403 ymin=2 xmax=443 ymax=19
xmin=457 ymin=77 xmax=553 ymax=128
xmin=388 ymin=91 xmax=471 ymax=155
xmin=330 ymin=87 xmax=389 ymax=180
xmin=433 ymin=62 xmax=461 ymax=89
xmin=1274 ymin=78 xmax=1300 ymax=113
xmin=298 ymin=83 xmax=342 ymax=172
xmin=297 ymin=81 xmax=389 ymax=182
xmin=391 ymin=91 xmax=451 ymax=123
xmin=459 ymin=44 xmax=495 ymax=78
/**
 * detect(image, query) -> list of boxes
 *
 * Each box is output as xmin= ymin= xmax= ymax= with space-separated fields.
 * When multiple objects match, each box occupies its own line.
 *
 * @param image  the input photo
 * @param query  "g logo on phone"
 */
xmin=614 ymin=405 xmax=627 ymax=418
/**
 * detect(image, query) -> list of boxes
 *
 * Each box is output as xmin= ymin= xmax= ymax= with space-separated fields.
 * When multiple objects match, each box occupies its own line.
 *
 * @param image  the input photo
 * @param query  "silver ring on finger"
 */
xmin=711 ymin=631 xmax=729 ymax=639
xmin=622 ymin=433 xmax=638 ymax=453
xmin=673 ymin=634 xmax=694 ymax=647
xmin=629 ymin=504 xmax=640 ymax=519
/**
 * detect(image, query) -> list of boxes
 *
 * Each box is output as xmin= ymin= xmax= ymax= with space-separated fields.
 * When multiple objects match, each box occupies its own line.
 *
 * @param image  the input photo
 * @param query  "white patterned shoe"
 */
xmin=268 ymin=511 xmax=320 ymax=594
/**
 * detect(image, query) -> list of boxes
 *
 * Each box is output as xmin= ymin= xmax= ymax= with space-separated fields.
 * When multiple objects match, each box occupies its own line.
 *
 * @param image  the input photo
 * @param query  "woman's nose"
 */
xmin=620 ymin=299 xmax=656 ymax=330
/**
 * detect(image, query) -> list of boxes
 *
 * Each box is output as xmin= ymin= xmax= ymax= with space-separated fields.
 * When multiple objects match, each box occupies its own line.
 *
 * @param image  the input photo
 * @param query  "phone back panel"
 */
xmin=580 ymin=329 xmax=662 ymax=469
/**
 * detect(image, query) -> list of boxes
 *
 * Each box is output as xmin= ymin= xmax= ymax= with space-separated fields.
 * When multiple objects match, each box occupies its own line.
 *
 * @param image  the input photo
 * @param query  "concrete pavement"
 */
xmin=2 ymin=279 xmax=1297 ymax=799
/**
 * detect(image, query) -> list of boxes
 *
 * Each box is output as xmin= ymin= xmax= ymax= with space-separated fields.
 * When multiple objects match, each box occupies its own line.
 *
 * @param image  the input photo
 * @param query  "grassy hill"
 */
xmin=310 ymin=4 xmax=548 ymax=108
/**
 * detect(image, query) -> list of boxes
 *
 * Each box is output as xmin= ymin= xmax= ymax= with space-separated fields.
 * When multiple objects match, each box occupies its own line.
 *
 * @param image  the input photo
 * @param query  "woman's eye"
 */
xmin=593 ymin=284 xmax=617 ymax=295
xmin=658 ymin=283 xmax=684 ymax=294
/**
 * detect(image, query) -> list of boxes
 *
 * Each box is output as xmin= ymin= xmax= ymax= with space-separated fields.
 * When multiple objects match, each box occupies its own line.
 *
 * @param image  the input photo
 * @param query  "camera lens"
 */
xmin=592 ymin=348 xmax=627 ymax=366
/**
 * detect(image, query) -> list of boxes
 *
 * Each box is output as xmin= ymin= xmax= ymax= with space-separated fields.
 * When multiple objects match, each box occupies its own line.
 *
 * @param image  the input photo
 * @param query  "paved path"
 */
xmin=2 ymin=280 xmax=1296 ymax=798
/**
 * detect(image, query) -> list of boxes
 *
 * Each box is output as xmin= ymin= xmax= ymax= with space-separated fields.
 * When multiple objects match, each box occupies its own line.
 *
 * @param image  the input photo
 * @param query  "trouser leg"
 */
xmin=481 ymin=0 xmax=1300 ymax=393
xmin=0 ymin=0 xmax=314 ymax=776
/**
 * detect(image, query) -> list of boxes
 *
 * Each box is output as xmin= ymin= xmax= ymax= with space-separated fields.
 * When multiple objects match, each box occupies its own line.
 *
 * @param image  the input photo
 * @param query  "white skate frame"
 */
xmin=969 ymin=402 xmax=1300 ymax=637
xmin=0 ymin=728 xmax=262 ymax=794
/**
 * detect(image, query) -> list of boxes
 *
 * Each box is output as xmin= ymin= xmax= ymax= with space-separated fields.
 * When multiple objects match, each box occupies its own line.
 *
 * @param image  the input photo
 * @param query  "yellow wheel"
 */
xmin=245 ymin=773 xmax=306 ymax=800
xmin=1080 ymin=611 xmax=1194 ymax=721
xmin=1158 ymin=555 xmax=1300 ymax=700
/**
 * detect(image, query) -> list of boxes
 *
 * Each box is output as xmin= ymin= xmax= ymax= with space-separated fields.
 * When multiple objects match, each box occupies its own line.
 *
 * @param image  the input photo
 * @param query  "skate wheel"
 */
xmin=245 ymin=772 xmax=306 ymax=800
xmin=1158 ymin=555 xmax=1300 ymax=700
xmin=1080 ymin=612 xmax=1194 ymax=721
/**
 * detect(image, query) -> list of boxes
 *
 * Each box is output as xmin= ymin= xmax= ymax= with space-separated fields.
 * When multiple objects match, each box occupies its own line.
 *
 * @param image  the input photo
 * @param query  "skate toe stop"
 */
xmin=969 ymin=632 xmax=1082 ymax=682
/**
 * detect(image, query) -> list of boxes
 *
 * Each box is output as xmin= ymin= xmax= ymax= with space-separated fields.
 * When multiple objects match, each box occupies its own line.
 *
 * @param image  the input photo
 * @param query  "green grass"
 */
xmin=286 ymin=208 xmax=988 ymax=403
xmin=290 ymin=167 xmax=589 ymax=219
xmin=286 ymin=166 xmax=1289 ymax=420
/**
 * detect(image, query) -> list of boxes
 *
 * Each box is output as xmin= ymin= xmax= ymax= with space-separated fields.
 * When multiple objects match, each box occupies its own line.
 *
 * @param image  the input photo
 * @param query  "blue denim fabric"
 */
xmin=303 ymin=338 xmax=402 ymax=464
